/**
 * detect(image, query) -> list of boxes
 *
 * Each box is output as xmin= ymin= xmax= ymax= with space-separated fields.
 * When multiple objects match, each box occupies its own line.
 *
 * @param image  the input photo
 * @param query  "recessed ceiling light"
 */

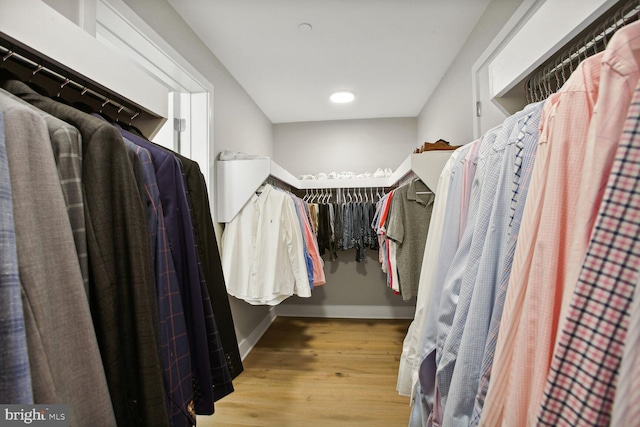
xmin=298 ymin=23 xmax=312 ymax=32
xmin=330 ymin=91 xmax=355 ymax=103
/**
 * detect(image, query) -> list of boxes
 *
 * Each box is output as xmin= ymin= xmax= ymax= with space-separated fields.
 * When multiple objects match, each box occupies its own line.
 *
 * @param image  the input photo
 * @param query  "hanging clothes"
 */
xmin=0 ymin=75 xmax=238 ymax=426
xmin=293 ymin=195 xmax=326 ymax=287
xmin=442 ymin=102 xmax=543 ymax=426
xmin=396 ymin=146 xmax=465 ymax=399
xmin=174 ymin=152 xmax=244 ymax=379
xmin=117 ymin=133 xmax=195 ymax=426
xmin=221 ymin=183 xmax=311 ymax=305
xmin=372 ymin=190 xmax=396 ymax=290
xmin=0 ymin=88 xmax=120 ymax=426
xmin=385 ymin=179 xmax=435 ymax=301
xmin=402 ymin=19 xmax=640 ymax=427
xmin=534 ymin=23 xmax=640 ymax=425
xmin=115 ymin=123 xmax=233 ymax=415
xmin=479 ymin=53 xmax=602 ymax=427
xmin=0 ymin=109 xmax=31 ymax=406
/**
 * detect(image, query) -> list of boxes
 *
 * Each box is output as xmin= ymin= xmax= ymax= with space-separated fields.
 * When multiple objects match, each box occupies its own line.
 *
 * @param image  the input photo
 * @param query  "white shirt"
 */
xmin=397 ymin=148 xmax=462 ymax=397
xmin=221 ymin=184 xmax=311 ymax=305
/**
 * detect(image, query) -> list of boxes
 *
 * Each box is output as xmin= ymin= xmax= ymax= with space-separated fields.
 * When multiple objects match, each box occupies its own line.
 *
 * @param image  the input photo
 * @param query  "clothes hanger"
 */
xmin=544 ymin=65 xmax=553 ymax=98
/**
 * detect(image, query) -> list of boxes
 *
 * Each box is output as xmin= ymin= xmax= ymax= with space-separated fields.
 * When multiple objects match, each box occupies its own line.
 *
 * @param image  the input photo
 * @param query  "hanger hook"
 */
xmin=100 ymin=98 xmax=110 ymax=114
xmin=56 ymin=78 xmax=71 ymax=98
xmin=129 ymin=110 xmax=140 ymax=125
xmin=29 ymin=64 xmax=43 ymax=82
xmin=2 ymin=49 xmax=14 ymax=62
xmin=116 ymin=105 xmax=125 ymax=122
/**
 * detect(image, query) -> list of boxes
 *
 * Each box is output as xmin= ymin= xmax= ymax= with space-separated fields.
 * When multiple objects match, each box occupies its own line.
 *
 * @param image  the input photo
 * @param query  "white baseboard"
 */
xmin=237 ymin=307 xmax=277 ymax=361
xmin=275 ymin=304 xmax=416 ymax=319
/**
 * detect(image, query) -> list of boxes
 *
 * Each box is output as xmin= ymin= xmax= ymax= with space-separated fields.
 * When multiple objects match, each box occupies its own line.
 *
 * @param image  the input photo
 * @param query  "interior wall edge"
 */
xmin=236 ymin=306 xmax=277 ymax=361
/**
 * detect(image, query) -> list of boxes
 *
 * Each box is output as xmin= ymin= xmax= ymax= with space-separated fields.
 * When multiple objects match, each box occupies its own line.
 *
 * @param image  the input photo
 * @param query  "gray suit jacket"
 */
xmin=0 ymin=109 xmax=32 ymax=405
xmin=1 ymin=79 xmax=169 ymax=427
xmin=0 ymin=92 xmax=116 ymax=426
xmin=0 ymin=88 xmax=89 ymax=294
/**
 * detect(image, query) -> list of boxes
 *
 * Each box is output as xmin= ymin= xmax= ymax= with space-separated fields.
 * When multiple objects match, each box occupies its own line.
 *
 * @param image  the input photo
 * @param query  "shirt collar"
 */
xmin=407 ymin=179 xmax=431 ymax=206
xmin=252 ymin=183 xmax=273 ymax=207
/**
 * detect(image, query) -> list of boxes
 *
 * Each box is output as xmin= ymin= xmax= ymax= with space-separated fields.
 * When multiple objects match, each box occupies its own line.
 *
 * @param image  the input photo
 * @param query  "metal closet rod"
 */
xmin=526 ymin=0 xmax=640 ymax=102
xmin=0 ymin=43 xmax=141 ymax=124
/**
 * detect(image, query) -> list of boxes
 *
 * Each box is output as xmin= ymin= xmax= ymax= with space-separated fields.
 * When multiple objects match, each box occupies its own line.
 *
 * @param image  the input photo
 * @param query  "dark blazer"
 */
xmin=175 ymin=153 xmax=244 ymax=380
xmin=0 ymin=79 xmax=168 ymax=427
xmin=122 ymin=137 xmax=194 ymax=427
xmin=116 ymin=126 xmax=215 ymax=415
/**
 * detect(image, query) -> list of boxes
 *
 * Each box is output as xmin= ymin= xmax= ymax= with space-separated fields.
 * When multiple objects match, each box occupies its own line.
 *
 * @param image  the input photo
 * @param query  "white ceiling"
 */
xmin=167 ymin=0 xmax=493 ymax=124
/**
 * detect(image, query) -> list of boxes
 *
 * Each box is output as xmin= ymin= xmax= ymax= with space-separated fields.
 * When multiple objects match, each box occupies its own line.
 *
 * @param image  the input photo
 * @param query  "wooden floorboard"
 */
xmin=198 ymin=317 xmax=412 ymax=427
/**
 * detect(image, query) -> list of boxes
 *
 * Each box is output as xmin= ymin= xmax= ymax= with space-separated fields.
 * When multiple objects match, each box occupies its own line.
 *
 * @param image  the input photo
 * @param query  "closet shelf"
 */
xmin=216 ymin=150 xmax=453 ymax=223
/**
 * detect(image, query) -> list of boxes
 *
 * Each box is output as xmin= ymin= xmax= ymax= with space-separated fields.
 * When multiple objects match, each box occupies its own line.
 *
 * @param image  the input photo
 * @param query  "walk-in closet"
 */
xmin=1 ymin=0 xmax=639 ymax=426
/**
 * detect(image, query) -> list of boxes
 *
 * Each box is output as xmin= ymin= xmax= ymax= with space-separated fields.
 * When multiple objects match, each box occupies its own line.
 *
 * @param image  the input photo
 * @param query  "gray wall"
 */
xmin=417 ymin=0 xmax=524 ymax=146
xmin=274 ymin=117 xmax=417 ymax=177
xmin=274 ymin=117 xmax=418 ymax=314
xmin=280 ymin=249 xmax=415 ymax=312
xmin=83 ymin=0 xmax=525 ymax=350
xmin=122 ymin=0 xmax=275 ymax=350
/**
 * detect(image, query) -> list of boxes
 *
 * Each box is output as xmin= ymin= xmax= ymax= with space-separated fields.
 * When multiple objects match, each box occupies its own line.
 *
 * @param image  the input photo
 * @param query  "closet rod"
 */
xmin=525 ymin=0 xmax=640 ymax=102
xmin=0 ymin=36 xmax=141 ymax=123
xmin=264 ymin=175 xmax=293 ymax=193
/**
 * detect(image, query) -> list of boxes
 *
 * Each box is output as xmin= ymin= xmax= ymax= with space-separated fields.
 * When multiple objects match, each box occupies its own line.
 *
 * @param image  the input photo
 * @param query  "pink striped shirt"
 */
xmin=480 ymin=53 xmax=602 ymax=426
xmin=559 ymin=21 xmax=640 ymax=335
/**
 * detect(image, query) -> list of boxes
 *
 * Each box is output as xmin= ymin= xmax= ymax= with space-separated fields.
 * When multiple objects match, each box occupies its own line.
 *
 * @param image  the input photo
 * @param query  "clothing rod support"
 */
xmin=0 ymin=40 xmax=141 ymax=123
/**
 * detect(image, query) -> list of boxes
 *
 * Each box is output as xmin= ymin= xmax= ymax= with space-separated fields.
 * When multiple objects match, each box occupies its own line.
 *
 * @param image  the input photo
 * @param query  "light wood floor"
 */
xmin=198 ymin=317 xmax=412 ymax=427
